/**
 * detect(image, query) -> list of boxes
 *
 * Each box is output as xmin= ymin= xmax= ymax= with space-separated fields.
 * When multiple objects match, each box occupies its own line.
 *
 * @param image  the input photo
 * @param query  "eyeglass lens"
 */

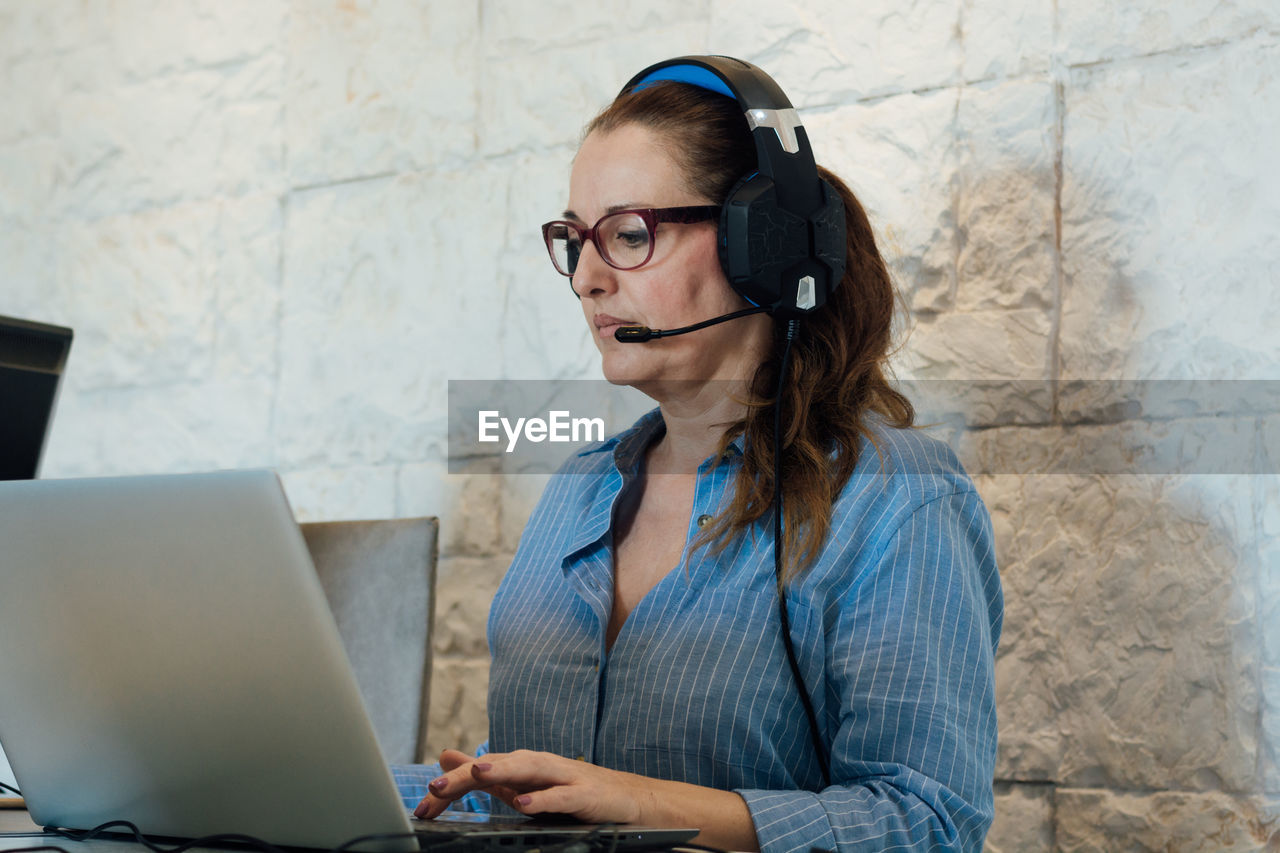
xmin=547 ymin=212 xmax=652 ymax=274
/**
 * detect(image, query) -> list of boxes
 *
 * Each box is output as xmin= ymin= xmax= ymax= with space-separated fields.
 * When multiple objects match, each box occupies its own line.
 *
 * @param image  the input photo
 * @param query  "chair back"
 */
xmin=301 ymin=517 xmax=438 ymax=765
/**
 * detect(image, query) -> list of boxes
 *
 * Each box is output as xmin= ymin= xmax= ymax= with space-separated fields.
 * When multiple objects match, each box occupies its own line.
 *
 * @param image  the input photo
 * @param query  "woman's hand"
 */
xmin=413 ymin=748 xmax=759 ymax=850
xmin=412 ymin=748 xmax=650 ymax=825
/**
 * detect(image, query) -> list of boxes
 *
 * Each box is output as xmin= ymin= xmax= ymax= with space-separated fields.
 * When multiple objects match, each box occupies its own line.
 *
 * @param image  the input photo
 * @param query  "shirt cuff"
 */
xmin=390 ymin=763 xmax=492 ymax=814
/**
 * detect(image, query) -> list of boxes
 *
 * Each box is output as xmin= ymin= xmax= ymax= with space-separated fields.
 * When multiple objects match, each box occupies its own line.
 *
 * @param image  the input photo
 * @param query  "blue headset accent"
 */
xmin=629 ymin=64 xmax=735 ymax=99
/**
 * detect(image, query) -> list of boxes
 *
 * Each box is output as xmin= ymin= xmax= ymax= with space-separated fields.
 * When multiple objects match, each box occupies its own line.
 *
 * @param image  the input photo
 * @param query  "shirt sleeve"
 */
xmin=736 ymin=488 xmax=1003 ymax=852
xmin=390 ymin=741 xmax=493 ymax=813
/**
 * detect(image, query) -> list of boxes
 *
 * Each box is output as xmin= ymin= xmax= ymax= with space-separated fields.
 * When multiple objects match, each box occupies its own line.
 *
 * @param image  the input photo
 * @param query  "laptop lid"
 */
xmin=0 ymin=471 xmax=699 ymax=853
xmin=0 ymin=470 xmax=416 ymax=852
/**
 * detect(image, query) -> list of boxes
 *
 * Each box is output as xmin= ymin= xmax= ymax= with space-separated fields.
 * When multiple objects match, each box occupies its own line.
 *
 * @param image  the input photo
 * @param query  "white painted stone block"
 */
xmin=1264 ymin=663 xmax=1280 ymax=793
xmin=398 ymin=456 xmax=503 ymax=558
xmin=805 ymin=89 xmax=958 ymax=314
xmin=960 ymin=0 xmax=1053 ymax=82
xmin=479 ymin=26 xmax=710 ymax=158
xmin=898 ymin=309 xmax=1052 ymax=380
xmin=286 ymin=1 xmax=479 ymax=185
xmin=279 ymin=465 xmax=399 ymax=523
xmin=483 ymin=0 xmax=710 ymax=51
xmin=1261 ymin=472 xmax=1280 ymax=792
xmin=0 ymin=2 xmax=115 ymax=145
xmin=1055 ymin=789 xmax=1280 ymax=852
xmin=424 ymin=658 xmax=490 ymax=760
xmin=1060 ymin=42 xmax=1280 ymax=382
xmin=431 ymin=555 xmax=511 ymax=658
xmin=1058 ymin=380 xmax=1280 ymax=430
xmin=0 ymin=0 xmax=112 ymax=61
xmin=986 ymin=782 xmax=1053 ymax=852
xmin=959 ymin=416 xmax=1263 ymax=476
xmin=499 ymin=152 xmax=604 ymax=381
xmin=0 ymin=52 xmax=64 ymax=145
xmin=985 ymin=473 xmax=1260 ymax=790
xmin=278 ymin=165 xmax=506 ymax=468
xmin=41 ymin=377 xmax=275 ymax=478
xmin=1058 ymin=1 xmax=1280 ymax=67
xmin=109 ymin=0 xmax=287 ymax=80
xmin=955 ymin=78 xmax=1056 ymax=312
xmin=55 ymin=203 xmax=221 ymax=390
xmin=0 ymin=227 xmax=55 ymax=320
xmin=54 ymin=55 xmax=285 ymax=219
xmin=709 ymin=0 xmax=961 ymax=103
xmin=908 ymin=381 xmax=1053 ymax=432
xmin=51 ymin=194 xmax=281 ymax=392
xmin=210 ymin=195 xmax=284 ymax=379
xmin=0 ymin=140 xmax=56 ymax=226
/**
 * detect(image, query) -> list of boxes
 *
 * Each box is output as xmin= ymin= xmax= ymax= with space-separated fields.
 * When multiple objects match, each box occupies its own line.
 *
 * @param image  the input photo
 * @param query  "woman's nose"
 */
xmin=569 ymin=240 xmax=617 ymax=298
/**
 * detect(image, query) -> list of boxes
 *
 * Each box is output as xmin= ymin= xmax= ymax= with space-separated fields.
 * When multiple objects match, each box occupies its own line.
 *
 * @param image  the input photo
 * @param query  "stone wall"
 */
xmin=2 ymin=2 xmax=1278 ymax=848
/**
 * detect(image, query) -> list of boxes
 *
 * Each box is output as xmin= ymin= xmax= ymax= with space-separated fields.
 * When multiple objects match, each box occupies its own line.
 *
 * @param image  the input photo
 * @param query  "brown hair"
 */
xmin=587 ymin=82 xmax=914 ymax=579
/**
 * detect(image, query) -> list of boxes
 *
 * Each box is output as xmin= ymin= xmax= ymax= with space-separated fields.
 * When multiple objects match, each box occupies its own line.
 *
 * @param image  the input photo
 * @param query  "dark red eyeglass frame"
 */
xmin=541 ymin=205 xmax=720 ymax=276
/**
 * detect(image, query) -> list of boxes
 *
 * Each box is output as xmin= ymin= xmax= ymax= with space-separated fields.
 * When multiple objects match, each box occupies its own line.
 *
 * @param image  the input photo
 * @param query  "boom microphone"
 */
xmin=614 ymin=306 xmax=769 ymax=342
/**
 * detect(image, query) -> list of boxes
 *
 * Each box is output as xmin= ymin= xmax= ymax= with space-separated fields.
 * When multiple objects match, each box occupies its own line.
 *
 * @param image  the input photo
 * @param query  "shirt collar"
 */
xmin=561 ymin=408 xmax=750 ymax=571
xmin=561 ymin=409 xmax=666 ymax=567
xmin=575 ymin=406 xmax=746 ymax=470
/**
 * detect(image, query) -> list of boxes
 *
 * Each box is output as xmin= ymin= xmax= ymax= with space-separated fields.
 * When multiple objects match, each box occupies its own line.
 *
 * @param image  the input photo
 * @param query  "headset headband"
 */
xmin=622 ymin=55 xmax=824 ymax=221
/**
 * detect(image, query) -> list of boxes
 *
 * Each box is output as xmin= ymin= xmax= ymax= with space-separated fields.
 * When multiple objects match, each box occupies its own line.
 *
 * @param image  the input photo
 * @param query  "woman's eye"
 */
xmin=615 ymin=229 xmax=649 ymax=248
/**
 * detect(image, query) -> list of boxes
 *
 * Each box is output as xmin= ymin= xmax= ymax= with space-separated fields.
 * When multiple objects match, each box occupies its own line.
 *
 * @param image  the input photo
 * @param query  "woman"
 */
xmin=398 ymin=57 xmax=1002 ymax=852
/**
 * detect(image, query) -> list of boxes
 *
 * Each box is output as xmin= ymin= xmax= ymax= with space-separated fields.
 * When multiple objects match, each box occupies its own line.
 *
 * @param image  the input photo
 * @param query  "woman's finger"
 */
xmin=437 ymin=748 xmax=473 ymax=772
xmin=468 ymin=751 xmax=575 ymax=788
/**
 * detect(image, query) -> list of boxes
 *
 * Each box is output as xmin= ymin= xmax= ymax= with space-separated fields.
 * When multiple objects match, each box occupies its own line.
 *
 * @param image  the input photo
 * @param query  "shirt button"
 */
xmin=696 ymin=514 xmax=713 ymax=529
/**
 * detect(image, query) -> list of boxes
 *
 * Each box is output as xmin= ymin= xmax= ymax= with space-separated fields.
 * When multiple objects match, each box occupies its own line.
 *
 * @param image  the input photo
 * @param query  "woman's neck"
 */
xmin=647 ymin=383 xmax=751 ymax=475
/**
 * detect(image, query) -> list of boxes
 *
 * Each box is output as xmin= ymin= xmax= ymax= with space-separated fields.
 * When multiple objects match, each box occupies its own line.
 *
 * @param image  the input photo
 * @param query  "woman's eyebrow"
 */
xmin=562 ymin=203 xmax=645 ymax=221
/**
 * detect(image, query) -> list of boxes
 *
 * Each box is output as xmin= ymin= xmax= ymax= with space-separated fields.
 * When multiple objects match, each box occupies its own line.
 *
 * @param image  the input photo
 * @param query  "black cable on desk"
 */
xmin=37 ymin=818 xmax=675 ymax=853
xmin=45 ymin=821 xmax=296 ymax=853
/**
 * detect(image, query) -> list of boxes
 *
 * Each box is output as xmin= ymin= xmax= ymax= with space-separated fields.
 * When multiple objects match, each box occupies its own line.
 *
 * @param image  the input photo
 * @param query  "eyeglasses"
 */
xmin=541 ymin=206 xmax=719 ymax=276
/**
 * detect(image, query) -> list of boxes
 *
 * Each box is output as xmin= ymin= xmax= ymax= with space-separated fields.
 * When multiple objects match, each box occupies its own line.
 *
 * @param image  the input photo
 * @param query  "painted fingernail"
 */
xmin=429 ymin=777 xmax=447 ymax=791
xmin=515 ymin=795 xmax=532 ymax=807
xmin=473 ymin=762 xmax=493 ymax=772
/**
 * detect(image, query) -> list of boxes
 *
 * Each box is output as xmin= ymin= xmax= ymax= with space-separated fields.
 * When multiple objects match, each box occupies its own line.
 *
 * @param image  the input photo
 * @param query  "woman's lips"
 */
xmin=594 ymin=314 xmax=638 ymax=340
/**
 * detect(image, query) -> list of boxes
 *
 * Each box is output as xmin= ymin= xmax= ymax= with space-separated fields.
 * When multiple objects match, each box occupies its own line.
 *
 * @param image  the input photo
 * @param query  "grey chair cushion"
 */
xmin=301 ymin=517 xmax=438 ymax=765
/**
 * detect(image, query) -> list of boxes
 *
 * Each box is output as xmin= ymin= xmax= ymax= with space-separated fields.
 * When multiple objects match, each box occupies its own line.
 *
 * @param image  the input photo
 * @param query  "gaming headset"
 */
xmin=620 ymin=55 xmax=847 ymax=319
xmin=615 ymin=56 xmax=841 ymax=788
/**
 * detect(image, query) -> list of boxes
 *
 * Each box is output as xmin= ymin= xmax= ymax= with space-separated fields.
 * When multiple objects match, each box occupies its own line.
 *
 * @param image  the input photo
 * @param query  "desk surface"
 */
xmin=0 ymin=810 xmax=220 ymax=853
xmin=0 ymin=808 xmax=37 ymax=833
xmin=0 ymin=809 xmax=52 ymax=851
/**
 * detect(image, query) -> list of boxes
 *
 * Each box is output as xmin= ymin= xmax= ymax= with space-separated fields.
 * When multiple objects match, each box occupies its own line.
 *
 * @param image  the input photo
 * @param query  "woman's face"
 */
xmin=567 ymin=123 xmax=770 ymax=393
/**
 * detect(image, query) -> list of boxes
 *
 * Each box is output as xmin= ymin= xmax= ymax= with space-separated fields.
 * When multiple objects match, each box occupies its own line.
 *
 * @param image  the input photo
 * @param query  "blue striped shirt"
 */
xmin=396 ymin=409 xmax=1002 ymax=851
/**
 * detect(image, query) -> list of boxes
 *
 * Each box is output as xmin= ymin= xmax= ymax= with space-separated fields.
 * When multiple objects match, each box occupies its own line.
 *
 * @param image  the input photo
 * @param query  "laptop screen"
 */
xmin=0 ymin=315 xmax=73 ymax=481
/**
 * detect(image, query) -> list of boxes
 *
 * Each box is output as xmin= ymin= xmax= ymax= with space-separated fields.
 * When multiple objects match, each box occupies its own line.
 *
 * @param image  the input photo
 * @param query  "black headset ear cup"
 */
xmin=717 ymin=172 xmax=815 ymax=312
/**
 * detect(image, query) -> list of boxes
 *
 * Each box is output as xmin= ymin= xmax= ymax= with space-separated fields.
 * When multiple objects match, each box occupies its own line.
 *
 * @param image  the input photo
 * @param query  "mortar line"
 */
xmin=1048 ymin=66 xmax=1065 ymax=423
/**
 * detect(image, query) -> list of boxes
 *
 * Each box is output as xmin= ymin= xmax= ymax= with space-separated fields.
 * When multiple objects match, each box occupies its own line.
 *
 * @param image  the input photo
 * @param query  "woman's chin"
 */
xmin=598 ymin=352 xmax=658 ymax=387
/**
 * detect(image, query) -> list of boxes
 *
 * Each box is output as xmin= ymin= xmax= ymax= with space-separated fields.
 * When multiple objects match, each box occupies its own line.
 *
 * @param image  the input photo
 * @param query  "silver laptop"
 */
xmin=0 ymin=470 xmax=695 ymax=851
